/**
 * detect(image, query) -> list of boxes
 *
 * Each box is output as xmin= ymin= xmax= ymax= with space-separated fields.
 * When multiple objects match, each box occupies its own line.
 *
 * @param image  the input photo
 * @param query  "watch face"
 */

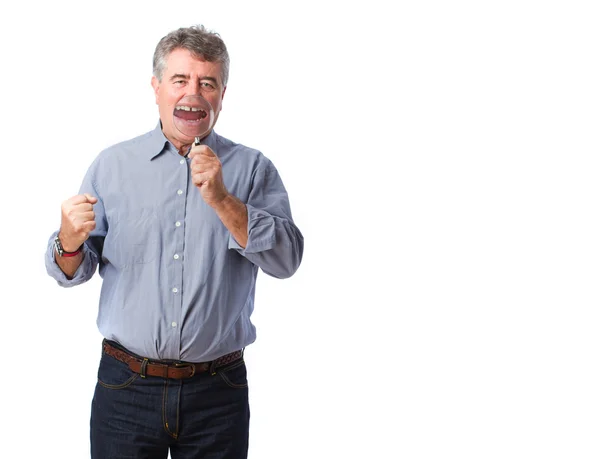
xmin=54 ymin=236 xmax=64 ymax=256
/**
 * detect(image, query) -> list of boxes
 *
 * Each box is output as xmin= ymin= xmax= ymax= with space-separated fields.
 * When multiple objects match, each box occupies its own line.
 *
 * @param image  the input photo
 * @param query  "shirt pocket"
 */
xmin=104 ymin=208 xmax=159 ymax=267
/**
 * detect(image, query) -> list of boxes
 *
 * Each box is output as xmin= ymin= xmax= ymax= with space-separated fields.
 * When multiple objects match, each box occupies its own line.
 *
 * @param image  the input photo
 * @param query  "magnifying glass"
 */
xmin=173 ymin=94 xmax=215 ymax=146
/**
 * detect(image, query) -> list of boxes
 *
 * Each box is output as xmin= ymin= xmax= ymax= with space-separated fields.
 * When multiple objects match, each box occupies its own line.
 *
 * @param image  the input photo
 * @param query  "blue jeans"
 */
xmin=90 ymin=342 xmax=250 ymax=458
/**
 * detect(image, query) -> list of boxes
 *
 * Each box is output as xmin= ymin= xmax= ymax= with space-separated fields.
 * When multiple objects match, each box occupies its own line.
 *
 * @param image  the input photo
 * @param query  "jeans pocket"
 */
xmin=217 ymin=360 xmax=248 ymax=389
xmin=97 ymin=353 xmax=139 ymax=390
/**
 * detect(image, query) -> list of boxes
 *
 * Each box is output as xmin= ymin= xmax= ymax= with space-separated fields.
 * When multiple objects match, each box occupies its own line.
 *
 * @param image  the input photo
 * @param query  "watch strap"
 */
xmin=54 ymin=235 xmax=83 ymax=257
xmin=62 ymin=246 xmax=83 ymax=257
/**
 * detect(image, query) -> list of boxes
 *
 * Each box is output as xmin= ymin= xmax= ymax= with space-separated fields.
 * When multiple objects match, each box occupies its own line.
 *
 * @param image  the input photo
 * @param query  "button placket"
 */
xmin=171 ymin=156 xmax=188 ymax=349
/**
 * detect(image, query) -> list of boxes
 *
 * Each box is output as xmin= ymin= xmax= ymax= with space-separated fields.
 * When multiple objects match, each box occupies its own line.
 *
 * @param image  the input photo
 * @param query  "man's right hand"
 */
xmin=58 ymin=193 xmax=98 ymax=251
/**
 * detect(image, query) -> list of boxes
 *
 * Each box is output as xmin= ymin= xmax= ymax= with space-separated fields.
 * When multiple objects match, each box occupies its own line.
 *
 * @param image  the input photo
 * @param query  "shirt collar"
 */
xmin=146 ymin=121 xmax=220 ymax=161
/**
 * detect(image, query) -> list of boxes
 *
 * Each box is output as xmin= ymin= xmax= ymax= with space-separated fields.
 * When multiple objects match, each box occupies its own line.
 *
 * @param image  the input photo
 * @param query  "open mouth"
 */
xmin=174 ymin=105 xmax=208 ymax=121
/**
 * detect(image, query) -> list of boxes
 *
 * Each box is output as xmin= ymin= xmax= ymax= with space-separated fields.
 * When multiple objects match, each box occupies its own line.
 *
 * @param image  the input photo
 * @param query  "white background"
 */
xmin=0 ymin=0 xmax=599 ymax=458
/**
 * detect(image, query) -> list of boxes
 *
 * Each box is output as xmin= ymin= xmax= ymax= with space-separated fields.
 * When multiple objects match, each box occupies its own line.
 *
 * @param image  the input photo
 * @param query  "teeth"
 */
xmin=175 ymin=106 xmax=203 ymax=112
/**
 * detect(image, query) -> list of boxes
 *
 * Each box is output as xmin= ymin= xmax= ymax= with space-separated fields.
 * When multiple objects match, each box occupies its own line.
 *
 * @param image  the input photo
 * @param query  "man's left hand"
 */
xmin=189 ymin=145 xmax=228 ymax=208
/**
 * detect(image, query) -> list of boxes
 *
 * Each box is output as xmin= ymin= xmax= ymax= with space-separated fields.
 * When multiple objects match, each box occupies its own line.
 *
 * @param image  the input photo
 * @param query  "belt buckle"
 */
xmin=174 ymin=362 xmax=195 ymax=378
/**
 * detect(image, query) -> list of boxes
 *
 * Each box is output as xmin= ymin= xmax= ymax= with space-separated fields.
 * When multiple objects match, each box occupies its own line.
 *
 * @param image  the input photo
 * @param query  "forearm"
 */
xmin=45 ymin=232 xmax=99 ymax=287
xmin=215 ymin=159 xmax=303 ymax=278
xmin=214 ymin=194 xmax=249 ymax=248
xmin=54 ymin=231 xmax=86 ymax=279
xmin=54 ymin=249 xmax=85 ymax=279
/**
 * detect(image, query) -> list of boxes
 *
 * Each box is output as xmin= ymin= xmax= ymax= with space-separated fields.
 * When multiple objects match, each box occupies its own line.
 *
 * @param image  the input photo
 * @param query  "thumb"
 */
xmin=84 ymin=193 xmax=99 ymax=204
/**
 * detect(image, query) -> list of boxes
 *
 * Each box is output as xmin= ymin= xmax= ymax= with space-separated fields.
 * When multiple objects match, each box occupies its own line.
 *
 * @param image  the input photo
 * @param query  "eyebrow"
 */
xmin=169 ymin=74 xmax=219 ymax=85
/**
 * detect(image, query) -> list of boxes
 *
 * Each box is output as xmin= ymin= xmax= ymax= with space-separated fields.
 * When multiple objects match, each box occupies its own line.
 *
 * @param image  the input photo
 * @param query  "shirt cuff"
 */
xmin=228 ymin=204 xmax=276 ymax=255
xmin=45 ymin=235 xmax=96 ymax=287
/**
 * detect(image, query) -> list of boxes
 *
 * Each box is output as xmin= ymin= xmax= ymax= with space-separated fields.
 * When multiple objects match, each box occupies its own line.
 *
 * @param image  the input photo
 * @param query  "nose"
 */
xmin=187 ymin=80 xmax=201 ymax=96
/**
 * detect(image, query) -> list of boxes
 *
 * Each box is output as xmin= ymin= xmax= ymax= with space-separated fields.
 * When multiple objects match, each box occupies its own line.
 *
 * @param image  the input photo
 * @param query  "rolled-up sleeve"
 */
xmin=228 ymin=161 xmax=304 ymax=279
xmin=45 ymin=236 xmax=99 ymax=287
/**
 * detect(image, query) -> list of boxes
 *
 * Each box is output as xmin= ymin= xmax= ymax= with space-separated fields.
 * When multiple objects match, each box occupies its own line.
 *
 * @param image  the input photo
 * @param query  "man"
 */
xmin=45 ymin=25 xmax=303 ymax=459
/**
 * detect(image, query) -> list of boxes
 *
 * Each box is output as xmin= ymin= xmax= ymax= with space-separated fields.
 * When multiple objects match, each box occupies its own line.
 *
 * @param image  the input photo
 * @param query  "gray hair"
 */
xmin=153 ymin=25 xmax=230 ymax=86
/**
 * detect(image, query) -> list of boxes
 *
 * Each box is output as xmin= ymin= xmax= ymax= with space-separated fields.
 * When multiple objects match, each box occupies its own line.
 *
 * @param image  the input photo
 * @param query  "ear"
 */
xmin=221 ymin=86 xmax=227 ymax=101
xmin=151 ymin=76 xmax=160 ymax=105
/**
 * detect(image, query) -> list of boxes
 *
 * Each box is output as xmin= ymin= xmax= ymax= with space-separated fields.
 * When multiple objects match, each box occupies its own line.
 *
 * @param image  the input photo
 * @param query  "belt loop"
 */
xmin=209 ymin=359 xmax=217 ymax=376
xmin=140 ymin=358 xmax=149 ymax=378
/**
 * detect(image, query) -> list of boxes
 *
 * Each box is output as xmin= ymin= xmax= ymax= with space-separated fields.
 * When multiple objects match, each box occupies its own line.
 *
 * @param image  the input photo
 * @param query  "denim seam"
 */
xmin=218 ymin=362 xmax=248 ymax=389
xmin=162 ymin=379 xmax=178 ymax=439
xmin=175 ymin=381 xmax=182 ymax=440
xmin=98 ymin=373 xmax=138 ymax=390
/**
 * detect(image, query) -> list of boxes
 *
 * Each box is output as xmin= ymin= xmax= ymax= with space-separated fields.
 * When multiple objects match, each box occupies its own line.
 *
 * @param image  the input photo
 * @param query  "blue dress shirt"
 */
xmin=45 ymin=123 xmax=304 ymax=361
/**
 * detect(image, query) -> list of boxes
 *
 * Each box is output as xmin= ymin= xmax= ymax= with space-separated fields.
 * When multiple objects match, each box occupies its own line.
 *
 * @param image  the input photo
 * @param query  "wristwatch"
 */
xmin=54 ymin=235 xmax=83 ymax=257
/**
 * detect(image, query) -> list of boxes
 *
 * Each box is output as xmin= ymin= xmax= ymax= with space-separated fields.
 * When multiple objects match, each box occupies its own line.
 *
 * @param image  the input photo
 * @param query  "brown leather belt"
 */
xmin=103 ymin=340 xmax=243 ymax=379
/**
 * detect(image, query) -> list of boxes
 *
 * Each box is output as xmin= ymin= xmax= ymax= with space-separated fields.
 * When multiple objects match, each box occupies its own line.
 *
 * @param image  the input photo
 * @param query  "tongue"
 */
xmin=175 ymin=109 xmax=206 ymax=121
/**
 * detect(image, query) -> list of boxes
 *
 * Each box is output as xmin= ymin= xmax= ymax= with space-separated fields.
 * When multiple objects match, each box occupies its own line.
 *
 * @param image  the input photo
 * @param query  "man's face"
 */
xmin=151 ymin=48 xmax=226 ymax=150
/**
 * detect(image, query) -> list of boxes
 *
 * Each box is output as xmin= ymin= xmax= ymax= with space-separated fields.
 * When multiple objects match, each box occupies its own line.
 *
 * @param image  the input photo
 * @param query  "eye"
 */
xmin=200 ymin=82 xmax=216 ymax=91
xmin=174 ymin=80 xmax=186 ymax=86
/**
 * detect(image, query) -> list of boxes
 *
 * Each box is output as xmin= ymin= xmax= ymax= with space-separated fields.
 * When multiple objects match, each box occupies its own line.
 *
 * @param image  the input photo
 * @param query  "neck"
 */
xmin=178 ymin=143 xmax=192 ymax=157
xmin=162 ymin=131 xmax=192 ymax=156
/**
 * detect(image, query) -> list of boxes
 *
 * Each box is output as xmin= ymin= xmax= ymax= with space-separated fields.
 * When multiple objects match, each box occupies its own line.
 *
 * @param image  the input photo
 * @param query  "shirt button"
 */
xmin=177 ymin=189 xmax=183 ymax=195
xmin=180 ymin=159 xmax=185 ymax=164
xmin=174 ymin=254 xmax=180 ymax=260
xmin=172 ymin=287 xmax=178 ymax=293
xmin=175 ymin=221 xmax=181 ymax=227
xmin=171 ymin=322 xmax=177 ymax=328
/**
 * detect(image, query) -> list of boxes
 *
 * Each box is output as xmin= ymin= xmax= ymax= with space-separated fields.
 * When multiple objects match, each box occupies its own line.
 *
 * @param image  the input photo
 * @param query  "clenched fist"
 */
xmin=59 ymin=193 xmax=98 ymax=251
xmin=189 ymin=145 xmax=229 ymax=208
